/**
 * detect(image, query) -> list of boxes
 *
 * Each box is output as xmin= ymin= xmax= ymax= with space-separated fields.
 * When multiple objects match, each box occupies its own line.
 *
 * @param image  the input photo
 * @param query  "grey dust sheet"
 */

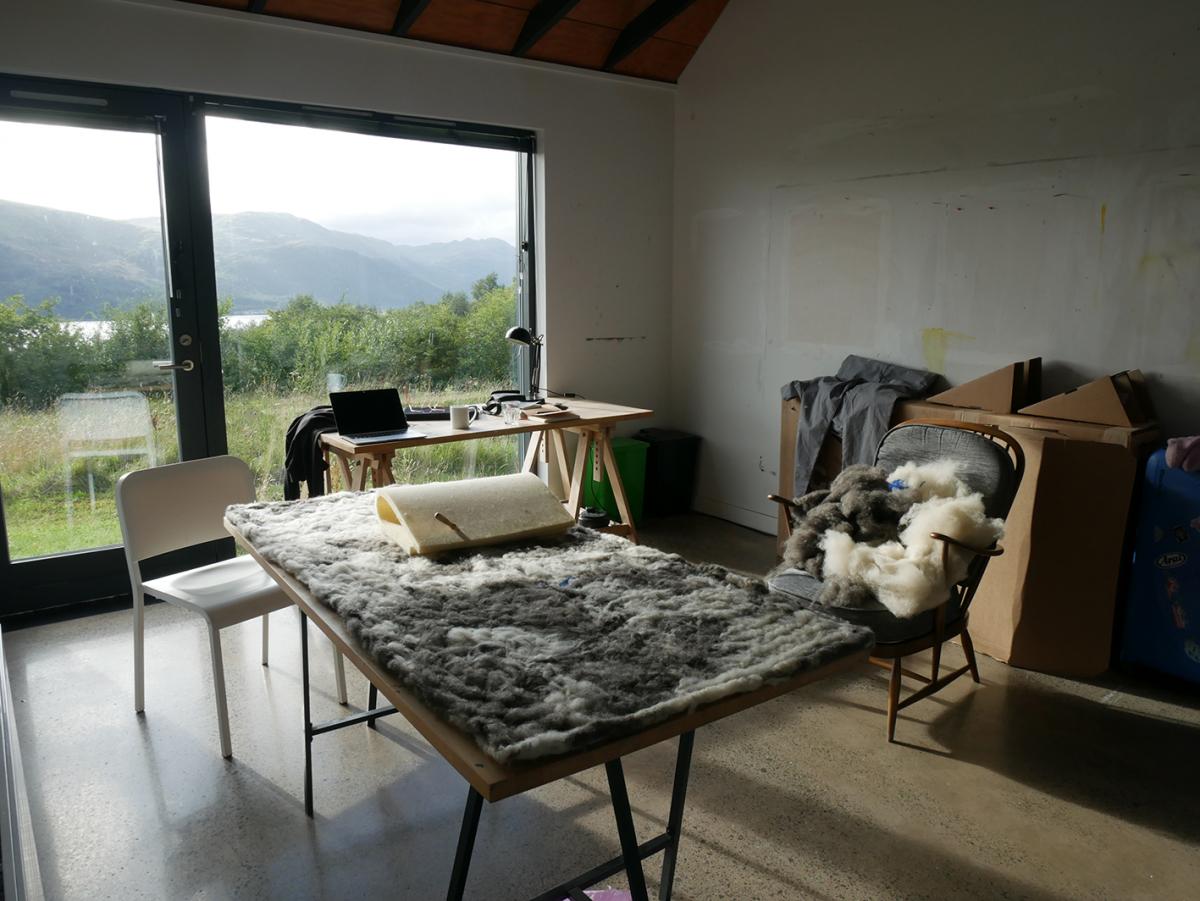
xmin=226 ymin=492 xmax=873 ymax=763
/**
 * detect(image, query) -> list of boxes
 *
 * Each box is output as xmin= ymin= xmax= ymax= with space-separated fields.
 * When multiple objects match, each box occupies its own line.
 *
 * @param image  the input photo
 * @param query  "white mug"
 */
xmin=449 ymin=405 xmax=478 ymax=429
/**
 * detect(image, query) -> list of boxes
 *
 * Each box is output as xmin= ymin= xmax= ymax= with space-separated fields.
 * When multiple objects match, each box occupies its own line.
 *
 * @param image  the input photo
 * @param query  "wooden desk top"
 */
xmin=225 ymin=519 xmax=870 ymax=803
xmin=321 ymin=398 xmax=653 ymax=455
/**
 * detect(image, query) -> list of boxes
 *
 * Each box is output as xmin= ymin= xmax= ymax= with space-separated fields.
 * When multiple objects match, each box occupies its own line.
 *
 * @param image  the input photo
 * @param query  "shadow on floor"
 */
xmin=919 ymin=678 xmax=1200 ymax=845
xmin=645 ymin=744 xmax=1072 ymax=901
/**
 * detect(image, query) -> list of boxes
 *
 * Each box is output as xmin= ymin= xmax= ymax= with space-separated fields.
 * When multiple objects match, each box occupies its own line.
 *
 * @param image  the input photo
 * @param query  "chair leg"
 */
xmin=961 ymin=628 xmax=982 ymax=684
xmin=133 ymin=590 xmax=145 ymax=713
xmin=208 ymin=626 xmax=233 ymax=759
xmin=332 ymin=644 xmax=348 ymax=705
xmin=261 ymin=613 xmax=270 ymax=666
xmin=65 ymin=461 xmax=74 ymax=526
xmin=887 ymin=658 xmax=902 ymax=743
xmin=930 ymin=639 xmax=942 ymax=683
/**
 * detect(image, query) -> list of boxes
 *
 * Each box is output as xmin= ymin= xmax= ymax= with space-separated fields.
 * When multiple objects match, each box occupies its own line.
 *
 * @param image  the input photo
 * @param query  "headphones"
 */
xmin=482 ymin=389 xmax=524 ymax=416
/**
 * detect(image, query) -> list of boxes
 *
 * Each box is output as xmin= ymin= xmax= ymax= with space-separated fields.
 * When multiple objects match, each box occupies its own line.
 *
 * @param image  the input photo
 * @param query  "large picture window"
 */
xmin=204 ymin=114 xmax=525 ymax=496
xmin=0 ymin=75 xmax=536 ymax=612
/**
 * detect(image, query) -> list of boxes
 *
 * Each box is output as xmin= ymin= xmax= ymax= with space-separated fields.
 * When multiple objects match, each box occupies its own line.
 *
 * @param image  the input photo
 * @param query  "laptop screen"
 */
xmin=329 ymin=388 xmax=408 ymax=435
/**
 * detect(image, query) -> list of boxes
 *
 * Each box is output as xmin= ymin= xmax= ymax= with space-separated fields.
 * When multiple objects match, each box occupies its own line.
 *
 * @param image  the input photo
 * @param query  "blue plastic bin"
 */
xmin=1120 ymin=448 xmax=1200 ymax=684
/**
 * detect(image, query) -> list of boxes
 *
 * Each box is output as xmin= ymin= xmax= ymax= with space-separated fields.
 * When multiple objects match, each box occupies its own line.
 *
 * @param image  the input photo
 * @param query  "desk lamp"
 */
xmin=504 ymin=326 xmax=543 ymax=403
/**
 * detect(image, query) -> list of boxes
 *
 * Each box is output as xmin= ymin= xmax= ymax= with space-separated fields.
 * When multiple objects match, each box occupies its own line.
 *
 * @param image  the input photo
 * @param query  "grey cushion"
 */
xmin=770 ymin=567 xmax=962 ymax=645
xmin=874 ymin=422 xmax=1017 ymax=519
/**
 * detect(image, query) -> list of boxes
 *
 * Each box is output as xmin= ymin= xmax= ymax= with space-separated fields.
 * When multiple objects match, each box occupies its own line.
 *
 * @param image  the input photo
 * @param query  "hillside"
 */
xmin=0 ymin=200 xmax=516 ymax=317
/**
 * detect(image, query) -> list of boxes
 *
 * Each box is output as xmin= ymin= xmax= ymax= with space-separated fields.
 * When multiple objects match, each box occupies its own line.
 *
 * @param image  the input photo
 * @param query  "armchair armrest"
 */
xmin=769 ymin=494 xmax=800 ymax=540
xmin=929 ymin=532 xmax=1003 ymax=557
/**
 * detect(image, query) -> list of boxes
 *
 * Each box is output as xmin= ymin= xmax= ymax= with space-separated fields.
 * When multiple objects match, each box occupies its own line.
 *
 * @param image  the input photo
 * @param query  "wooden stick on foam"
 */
xmin=434 ymin=511 xmax=469 ymax=541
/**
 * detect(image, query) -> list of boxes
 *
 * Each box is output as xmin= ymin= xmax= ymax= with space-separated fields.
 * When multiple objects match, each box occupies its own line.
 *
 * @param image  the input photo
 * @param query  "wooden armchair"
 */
xmin=769 ymin=419 xmax=1024 ymax=741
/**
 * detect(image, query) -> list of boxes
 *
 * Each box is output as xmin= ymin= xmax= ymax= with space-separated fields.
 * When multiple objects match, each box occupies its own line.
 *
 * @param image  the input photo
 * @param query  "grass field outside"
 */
xmin=0 ymin=385 xmax=517 ymax=560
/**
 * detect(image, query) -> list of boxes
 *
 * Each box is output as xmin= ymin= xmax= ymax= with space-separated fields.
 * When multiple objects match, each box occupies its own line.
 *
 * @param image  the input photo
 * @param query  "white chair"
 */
xmin=116 ymin=455 xmax=347 ymax=758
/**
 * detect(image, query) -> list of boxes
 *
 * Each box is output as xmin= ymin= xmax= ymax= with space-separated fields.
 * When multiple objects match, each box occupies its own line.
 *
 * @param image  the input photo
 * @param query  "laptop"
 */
xmin=329 ymin=388 xmax=425 ymax=445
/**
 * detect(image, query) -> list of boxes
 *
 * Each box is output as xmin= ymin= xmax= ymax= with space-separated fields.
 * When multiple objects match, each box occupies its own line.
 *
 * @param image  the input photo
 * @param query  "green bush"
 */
xmin=0 ymin=296 xmax=100 ymax=407
xmin=2 ymin=274 xmax=519 ymax=410
xmin=219 ymin=278 xmax=517 ymax=394
xmin=0 ymin=276 xmax=523 ymax=559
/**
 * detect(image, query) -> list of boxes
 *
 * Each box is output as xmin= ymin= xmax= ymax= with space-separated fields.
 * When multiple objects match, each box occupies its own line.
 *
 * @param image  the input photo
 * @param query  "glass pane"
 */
xmin=204 ymin=116 xmax=522 ymax=497
xmin=0 ymin=120 xmax=177 ymax=559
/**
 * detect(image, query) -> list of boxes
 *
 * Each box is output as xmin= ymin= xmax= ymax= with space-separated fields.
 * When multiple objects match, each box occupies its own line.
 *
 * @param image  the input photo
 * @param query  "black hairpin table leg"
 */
xmin=605 ymin=758 xmax=650 ymax=901
xmin=447 ymin=787 xmax=484 ymax=901
xmin=297 ymin=609 xmax=403 ymax=818
xmin=299 ymin=610 xmax=314 ymax=817
xmin=526 ymin=731 xmax=697 ymax=901
xmin=658 ymin=731 xmax=694 ymax=900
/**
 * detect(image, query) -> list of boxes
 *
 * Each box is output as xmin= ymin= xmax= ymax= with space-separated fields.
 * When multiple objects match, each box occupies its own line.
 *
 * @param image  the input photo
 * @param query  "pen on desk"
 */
xmin=434 ymin=512 xmax=469 ymax=541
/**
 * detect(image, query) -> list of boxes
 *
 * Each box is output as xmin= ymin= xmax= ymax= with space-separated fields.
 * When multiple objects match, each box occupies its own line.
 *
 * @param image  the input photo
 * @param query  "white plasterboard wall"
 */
xmin=674 ymin=0 xmax=1200 ymax=532
xmin=1 ymin=0 xmax=675 ymax=422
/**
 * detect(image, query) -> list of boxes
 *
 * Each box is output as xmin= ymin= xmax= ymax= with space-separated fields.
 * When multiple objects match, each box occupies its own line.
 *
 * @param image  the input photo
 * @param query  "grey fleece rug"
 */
xmin=226 ymin=492 xmax=873 ymax=763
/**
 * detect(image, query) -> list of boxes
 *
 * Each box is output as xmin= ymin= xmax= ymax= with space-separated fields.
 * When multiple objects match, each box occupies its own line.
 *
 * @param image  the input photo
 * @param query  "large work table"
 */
xmin=224 ymin=517 xmax=872 ymax=901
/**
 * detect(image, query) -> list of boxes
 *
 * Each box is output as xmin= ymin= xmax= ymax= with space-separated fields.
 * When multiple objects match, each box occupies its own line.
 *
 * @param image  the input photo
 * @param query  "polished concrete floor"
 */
xmin=6 ymin=514 xmax=1199 ymax=900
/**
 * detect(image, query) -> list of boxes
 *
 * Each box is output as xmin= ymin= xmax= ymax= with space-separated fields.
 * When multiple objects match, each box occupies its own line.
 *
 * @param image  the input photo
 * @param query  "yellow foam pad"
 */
xmin=376 ymin=472 xmax=575 ymax=555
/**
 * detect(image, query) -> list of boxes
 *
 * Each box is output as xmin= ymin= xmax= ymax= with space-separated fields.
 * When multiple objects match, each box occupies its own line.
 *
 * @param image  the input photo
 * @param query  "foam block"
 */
xmin=376 ymin=472 xmax=574 ymax=555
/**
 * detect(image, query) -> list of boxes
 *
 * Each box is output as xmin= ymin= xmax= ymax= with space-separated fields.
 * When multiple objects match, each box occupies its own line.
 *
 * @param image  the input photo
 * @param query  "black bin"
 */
xmin=632 ymin=428 xmax=700 ymax=517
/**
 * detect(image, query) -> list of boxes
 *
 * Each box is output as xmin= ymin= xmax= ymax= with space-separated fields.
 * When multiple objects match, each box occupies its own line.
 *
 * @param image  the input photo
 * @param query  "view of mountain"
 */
xmin=0 ymin=200 xmax=516 ymax=318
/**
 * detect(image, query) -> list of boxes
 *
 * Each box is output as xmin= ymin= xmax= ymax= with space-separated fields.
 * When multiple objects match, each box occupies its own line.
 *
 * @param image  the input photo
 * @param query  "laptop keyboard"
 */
xmin=343 ymin=429 xmax=421 ymax=444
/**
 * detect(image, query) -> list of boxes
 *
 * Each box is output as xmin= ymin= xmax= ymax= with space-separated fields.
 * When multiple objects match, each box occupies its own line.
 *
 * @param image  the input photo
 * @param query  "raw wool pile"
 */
xmin=225 ymin=492 xmax=873 ymax=763
xmin=777 ymin=461 xmax=1004 ymax=618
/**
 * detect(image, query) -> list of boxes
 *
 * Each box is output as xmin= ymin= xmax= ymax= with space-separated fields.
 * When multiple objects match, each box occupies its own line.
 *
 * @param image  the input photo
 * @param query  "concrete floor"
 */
xmin=5 ymin=514 xmax=1199 ymax=900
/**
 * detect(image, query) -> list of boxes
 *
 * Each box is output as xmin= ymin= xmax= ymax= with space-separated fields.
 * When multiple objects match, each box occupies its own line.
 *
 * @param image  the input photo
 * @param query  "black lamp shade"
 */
xmin=505 ymin=326 xmax=534 ymax=346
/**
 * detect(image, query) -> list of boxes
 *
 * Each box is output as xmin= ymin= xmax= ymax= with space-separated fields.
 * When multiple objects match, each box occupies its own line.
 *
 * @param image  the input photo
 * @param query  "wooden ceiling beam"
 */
xmin=511 ymin=0 xmax=583 ymax=57
xmin=604 ymin=0 xmax=699 ymax=70
xmin=392 ymin=0 xmax=434 ymax=36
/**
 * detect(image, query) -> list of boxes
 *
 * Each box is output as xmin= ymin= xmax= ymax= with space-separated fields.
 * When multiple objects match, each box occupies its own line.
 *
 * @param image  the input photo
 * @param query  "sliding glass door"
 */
xmin=0 ymin=77 xmax=218 ymax=611
xmin=0 ymin=75 xmax=536 ymax=614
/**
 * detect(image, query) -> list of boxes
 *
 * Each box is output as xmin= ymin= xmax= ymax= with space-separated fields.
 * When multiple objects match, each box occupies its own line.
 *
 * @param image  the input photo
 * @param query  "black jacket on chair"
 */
xmin=283 ymin=406 xmax=338 ymax=501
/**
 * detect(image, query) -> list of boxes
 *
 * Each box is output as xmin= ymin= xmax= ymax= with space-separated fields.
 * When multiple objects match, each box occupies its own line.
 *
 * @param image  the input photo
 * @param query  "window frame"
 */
xmin=0 ymin=72 xmax=538 ymax=616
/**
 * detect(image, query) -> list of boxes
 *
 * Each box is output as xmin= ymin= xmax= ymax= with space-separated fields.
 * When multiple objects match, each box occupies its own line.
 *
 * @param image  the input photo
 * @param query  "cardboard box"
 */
xmin=902 ymin=400 xmax=1160 ymax=453
xmin=1019 ymin=369 xmax=1156 ymax=427
xmin=926 ymin=358 xmax=1042 ymax=414
xmin=778 ymin=397 xmax=1162 ymax=676
xmin=896 ymin=400 xmax=1160 ymax=676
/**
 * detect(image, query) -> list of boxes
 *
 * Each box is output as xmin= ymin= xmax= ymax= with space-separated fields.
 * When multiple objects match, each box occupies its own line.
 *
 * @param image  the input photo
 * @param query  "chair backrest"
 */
xmin=116 ymin=456 xmax=255 ymax=567
xmin=873 ymin=419 xmax=1023 ymax=520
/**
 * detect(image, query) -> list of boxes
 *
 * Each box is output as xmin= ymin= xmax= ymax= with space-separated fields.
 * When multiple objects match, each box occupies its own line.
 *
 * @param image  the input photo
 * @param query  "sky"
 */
xmin=0 ymin=115 xmax=517 ymax=246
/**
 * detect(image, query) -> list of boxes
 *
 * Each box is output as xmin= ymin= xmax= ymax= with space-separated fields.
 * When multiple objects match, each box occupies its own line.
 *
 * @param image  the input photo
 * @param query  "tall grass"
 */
xmin=1 ymin=282 xmax=522 ymax=559
xmin=0 ymin=386 xmax=517 ymax=560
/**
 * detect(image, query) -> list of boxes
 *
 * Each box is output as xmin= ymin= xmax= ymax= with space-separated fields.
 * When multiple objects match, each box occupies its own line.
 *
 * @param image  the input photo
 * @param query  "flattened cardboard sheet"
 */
xmin=927 ymin=358 xmax=1042 ymax=414
xmin=1019 ymin=369 xmax=1154 ymax=427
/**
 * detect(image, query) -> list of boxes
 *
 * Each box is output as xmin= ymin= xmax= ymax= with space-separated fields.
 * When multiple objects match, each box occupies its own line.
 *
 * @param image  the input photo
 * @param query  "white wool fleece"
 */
xmin=820 ymin=461 xmax=1004 ymax=618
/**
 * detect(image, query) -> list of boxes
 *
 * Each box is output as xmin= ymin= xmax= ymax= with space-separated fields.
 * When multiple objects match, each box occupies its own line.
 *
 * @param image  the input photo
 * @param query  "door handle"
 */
xmin=153 ymin=359 xmax=195 ymax=372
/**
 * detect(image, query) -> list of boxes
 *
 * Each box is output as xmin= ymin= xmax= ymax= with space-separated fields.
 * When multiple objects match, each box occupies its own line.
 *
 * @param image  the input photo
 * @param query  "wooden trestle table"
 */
xmin=223 ymin=518 xmax=870 ymax=901
xmin=320 ymin=398 xmax=653 ymax=542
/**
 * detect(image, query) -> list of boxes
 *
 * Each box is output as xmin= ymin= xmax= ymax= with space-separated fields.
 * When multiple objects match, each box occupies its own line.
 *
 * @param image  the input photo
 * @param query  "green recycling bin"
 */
xmin=583 ymin=437 xmax=648 ymax=525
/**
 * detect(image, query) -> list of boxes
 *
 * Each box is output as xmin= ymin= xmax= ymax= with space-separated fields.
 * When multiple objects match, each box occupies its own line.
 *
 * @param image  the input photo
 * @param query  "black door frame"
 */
xmin=0 ymin=73 xmax=537 ymax=616
xmin=0 ymin=74 xmax=221 ymax=611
